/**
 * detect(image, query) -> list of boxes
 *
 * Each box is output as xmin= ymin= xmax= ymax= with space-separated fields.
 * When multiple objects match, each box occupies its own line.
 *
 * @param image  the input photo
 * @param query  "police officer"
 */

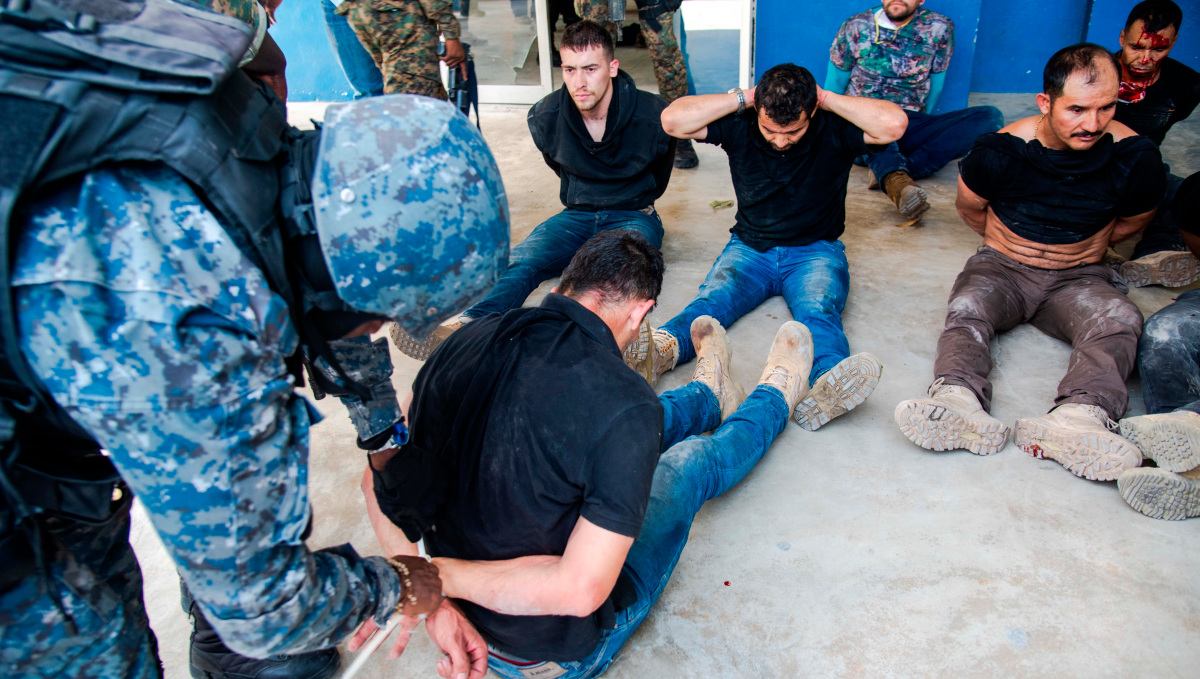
xmin=0 ymin=2 xmax=508 ymax=677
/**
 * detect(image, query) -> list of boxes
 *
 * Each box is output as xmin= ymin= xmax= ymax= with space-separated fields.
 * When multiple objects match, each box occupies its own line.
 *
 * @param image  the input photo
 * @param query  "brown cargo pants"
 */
xmin=934 ymin=246 xmax=1144 ymax=419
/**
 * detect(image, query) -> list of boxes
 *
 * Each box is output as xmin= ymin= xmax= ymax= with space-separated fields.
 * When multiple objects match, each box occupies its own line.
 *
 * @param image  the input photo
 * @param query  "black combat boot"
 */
xmin=673 ymin=138 xmax=699 ymax=169
xmin=188 ymin=603 xmax=340 ymax=679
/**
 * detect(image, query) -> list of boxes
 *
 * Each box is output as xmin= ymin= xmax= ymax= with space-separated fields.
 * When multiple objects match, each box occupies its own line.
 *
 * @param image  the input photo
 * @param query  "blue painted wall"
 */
xmin=1087 ymin=0 xmax=1200 ymax=71
xmin=271 ymin=1 xmax=357 ymax=102
xmin=681 ymin=28 xmax=740 ymax=94
xmin=969 ymin=0 xmax=1090 ymax=93
xmin=753 ymin=0 xmax=982 ymax=114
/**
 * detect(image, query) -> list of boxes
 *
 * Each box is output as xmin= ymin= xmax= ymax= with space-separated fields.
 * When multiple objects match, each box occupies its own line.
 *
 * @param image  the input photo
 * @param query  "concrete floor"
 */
xmin=133 ymin=96 xmax=1200 ymax=678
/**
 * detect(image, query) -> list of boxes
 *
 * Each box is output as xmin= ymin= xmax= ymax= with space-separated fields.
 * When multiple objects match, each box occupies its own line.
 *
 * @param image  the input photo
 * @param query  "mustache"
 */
xmin=1072 ymin=130 xmax=1101 ymax=138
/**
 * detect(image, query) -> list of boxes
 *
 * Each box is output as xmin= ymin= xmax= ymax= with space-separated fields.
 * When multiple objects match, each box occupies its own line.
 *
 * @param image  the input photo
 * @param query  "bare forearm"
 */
xmin=821 ymin=91 xmax=906 ymax=144
xmin=661 ymin=92 xmax=740 ymax=138
xmin=434 ymin=555 xmax=601 ymax=617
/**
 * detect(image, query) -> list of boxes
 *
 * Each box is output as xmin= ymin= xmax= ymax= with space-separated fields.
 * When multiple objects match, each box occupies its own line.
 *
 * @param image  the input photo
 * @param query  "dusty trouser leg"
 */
xmin=933 ymin=248 xmax=1037 ymax=412
xmin=1137 ymin=289 xmax=1200 ymax=415
xmin=1029 ymin=265 xmax=1143 ymax=420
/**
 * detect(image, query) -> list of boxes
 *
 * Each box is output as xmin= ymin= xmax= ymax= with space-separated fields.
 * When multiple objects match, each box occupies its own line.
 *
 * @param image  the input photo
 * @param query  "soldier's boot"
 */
xmin=894 ymin=380 xmax=1009 ymax=455
xmin=389 ymin=314 xmax=471 ymax=361
xmin=792 ymin=353 xmax=882 ymax=431
xmin=1015 ymin=403 xmax=1142 ymax=481
xmin=690 ymin=316 xmax=745 ymax=420
xmin=622 ymin=317 xmax=679 ymax=386
xmin=1117 ymin=466 xmax=1200 ymax=520
xmin=881 ymin=170 xmax=930 ymax=222
xmin=757 ymin=321 xmax=814 ymax=412
xmin=674 ymin=138 xmax=699 ymax=169
xmin=1118 ymin=410 xmax=1200 ymax=472
xmin=188 ymin=604 xmax=340 ymax=679
xmin=1119 ymin=250 xmax=1200 ymax=288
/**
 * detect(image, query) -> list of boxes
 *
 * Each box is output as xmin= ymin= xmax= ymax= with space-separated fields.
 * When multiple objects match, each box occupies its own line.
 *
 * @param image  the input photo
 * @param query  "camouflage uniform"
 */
xmin=2 ymin=165 xmax=406 ymax=675
xmin=829 ymin=7 xmax=953 ymax=113
xmin=575 ymin=0 xmax=687 ymax=102
xmin=335 ymin=0 xmax=460 ymax=99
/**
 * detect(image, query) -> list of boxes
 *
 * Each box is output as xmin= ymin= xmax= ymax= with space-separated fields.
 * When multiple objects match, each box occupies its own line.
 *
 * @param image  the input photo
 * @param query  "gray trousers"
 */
xmin=934 ymin=247 xmax=1143 ymax=419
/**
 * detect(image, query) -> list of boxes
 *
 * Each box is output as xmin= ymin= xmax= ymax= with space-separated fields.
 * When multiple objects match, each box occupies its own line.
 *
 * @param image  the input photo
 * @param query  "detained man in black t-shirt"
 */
xmin=389 ymin=20 xmax=677 ymax=361
xmin=1117 ymin=171 xmax=1200 ymax=520
xmin=895 ymin=44 xmax=1166 ymax=483
xmin=353 ymin=231 xmax=818 ymax=678
xmin=621 ymin=63 xmax=907 ymax=432
xmin=1111 ymin=0 xmax=1200 ymax=288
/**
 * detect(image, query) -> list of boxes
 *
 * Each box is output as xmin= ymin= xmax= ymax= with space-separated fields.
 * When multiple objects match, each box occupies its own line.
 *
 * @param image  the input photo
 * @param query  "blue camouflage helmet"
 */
xmin=312 ymin=95 xmax=509 ymax=339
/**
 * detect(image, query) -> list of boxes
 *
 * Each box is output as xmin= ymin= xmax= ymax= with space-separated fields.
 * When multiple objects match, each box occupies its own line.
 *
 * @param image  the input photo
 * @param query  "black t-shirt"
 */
xmin=1114 ymin=57 xmax=1200 ymax=146
xmin=700 ymin=109 xmax=872 ymax=251
xmin=959 ymin=132 xmax=1165 ymax=245
xmin=1173 ymin=171 xmax=1200 ymax=237
xmin=414 ymin=293 xmax=662 ymax=661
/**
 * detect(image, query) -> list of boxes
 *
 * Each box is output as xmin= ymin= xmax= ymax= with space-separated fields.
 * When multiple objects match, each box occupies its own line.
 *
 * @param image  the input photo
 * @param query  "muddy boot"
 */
xmin=690 ymin=316 xmax=745 ymax=421
xmin=674 ymin=138 xmax=699 ymax=169
xmin=894 ymin=380 xmax=1009 ymax=455
xmin=1118 ymin=466 xmax=1200 ymax=520
xmin=1119 ymin=251 xmax=1200 ymax=288
xmin=389 ymin=314 xmax=470 ymax=361
xmin=881 ymin=170 xmax=930 ymax=222
xmin=189 ymin=604 xmax=340 ymax=679
xmin=1119 ymin=410 xmax=1200 ymax=473
xmin=622 ymin=317 xmax=679 ymax=386
xmin=792 ymin=353 xmax=882 ymax=431
xmin=757 ymin=322 xmax=814 ymax=411
xmin=1015 ymin=403 xmax=1142 ymax=481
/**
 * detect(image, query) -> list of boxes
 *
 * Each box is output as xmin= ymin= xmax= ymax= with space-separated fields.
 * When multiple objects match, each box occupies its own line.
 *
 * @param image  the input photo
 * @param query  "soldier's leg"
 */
xmin=341 ymin=0 xmax=447 ymax=99
xmin=640 ymin=11 xmax=687 ymax=103
xmin=575 ymin=0 xmax=615 ymax=37
xmin=0 ymin=492 xmax=162 ymax=679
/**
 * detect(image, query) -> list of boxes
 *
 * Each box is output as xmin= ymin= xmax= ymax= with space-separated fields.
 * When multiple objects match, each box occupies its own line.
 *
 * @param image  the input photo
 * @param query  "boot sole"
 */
xmin=793 ymin=353 xmax=881 ymax=431
xmin=1119 ymin=251 xmax=1200 ymax=288
xmin=1119 ymin=415 xmax=1200 ymax=473
xmin=1118 ymin=468 xmax=1200 ymax=520
xmin=894 ymin=399 xmax=1009 ymax=455
xmin=388 ymin=321 xmax=459 ymax=362
xmin=899 ymin=185 xmax=930 ymax=220
xmin=1014 ymin=418 xmax=1141 ymax=481
xmin=623 ymin=318 xmax=655 ymax=386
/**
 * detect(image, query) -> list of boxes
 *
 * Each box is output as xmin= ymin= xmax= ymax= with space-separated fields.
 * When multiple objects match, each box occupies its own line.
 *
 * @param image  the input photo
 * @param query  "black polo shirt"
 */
xmin=1114 ymin=57 xmax=1200 ymax=146
xmin=700 ymin=108 xmax=872 ymax=251
xmin=414 ymin=293 xmax=662 ymax=661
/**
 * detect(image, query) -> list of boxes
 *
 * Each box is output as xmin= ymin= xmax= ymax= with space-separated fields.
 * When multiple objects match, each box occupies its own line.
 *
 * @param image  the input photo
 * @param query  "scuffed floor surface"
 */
xmin=133 ymin=95 xmax=1200 ymax=678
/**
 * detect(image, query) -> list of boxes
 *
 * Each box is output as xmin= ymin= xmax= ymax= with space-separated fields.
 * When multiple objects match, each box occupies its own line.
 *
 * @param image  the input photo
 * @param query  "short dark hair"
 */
xmin=755 ymin=63 xmax=818 ymax=125
xmin=1125 ymin=0 xmax=1182 ymax=34
xmin=560 ymin=20 xmax=614 ymax=62
xmin=1043 ymin=43 xmax=1120 ymax=100
xmin=559 ymin=230 xmax=664 ymax=306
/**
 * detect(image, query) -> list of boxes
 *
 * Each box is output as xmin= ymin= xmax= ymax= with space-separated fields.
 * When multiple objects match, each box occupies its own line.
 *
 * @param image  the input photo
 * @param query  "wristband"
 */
xmin=728 ymin=87 xmax=745 ymax=115
xmin=386 ymin=558 xmax=419 ymax=614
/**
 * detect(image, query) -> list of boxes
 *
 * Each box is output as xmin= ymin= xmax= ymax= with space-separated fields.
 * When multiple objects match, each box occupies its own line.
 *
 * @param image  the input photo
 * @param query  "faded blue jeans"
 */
xmin=660 ymin=234 xmax=850 ymax=384
xmin=1138 ymin=288 xmax=1200 ymax=415
xmin=486 ymin=383 xmax=791 ymax=679
xmin=865 ymin=106 xmax=1004 ymax=180
xmin=465 ymin=208 xmax=664 ymax=318
xmin=321 ymin=0 xmax=384 ymax=98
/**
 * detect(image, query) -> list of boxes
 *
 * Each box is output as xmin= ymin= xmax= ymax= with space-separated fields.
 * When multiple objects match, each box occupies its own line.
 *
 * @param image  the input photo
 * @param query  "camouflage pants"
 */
xmin=574 ymin=0 xmax=687 ymax=102
xmin=337 ymin=0 xmax=448 ymax=100
xmin=0 ymin=495 xmax=162 ymax=679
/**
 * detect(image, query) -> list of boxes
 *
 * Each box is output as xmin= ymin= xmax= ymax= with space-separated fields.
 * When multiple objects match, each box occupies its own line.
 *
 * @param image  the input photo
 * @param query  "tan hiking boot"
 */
xmin=1119 ymin=250 xmax=1200 ymax=288
xmin=793 ymin=353 xmax=882 ymax=431
xmin=894 ymin=380 xmax=1009 ymax=455
xmin=1119 ymin=411 xmax=1200 ymax=473
xmin=1015 ymin=403 xmax=1142 ymax=481
xmin=690 ymin=316 xmax=746 ymax=420
xmin=1118 ymin=466 xmax=1200 ymax=520
xmin=622 ymin=317 xmax=679 ymax=387
xmin=757 ymin=322 xmax=814 ymax=412
xmin=389 ymin=315 xmax=470 ymax=361
xmin=881 ymin=170 xmax=930 ymax=221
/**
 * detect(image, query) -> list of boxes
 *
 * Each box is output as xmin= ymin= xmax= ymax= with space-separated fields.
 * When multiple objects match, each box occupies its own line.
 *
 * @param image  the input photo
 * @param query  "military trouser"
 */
xmin=337 ymin=0 xmax=448 ymax=100
xmin=0 ymin=491 xmax=162 ymax=679
xmin=574 ymin=0 xmax=687 ymax=102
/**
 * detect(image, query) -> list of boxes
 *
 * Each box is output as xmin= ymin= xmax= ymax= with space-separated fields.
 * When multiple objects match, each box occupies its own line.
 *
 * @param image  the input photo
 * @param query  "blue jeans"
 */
xmin=1138 ymin=288 xmax=1200 ymax=415
xmin=487 ymin=384 xmax=790 ymax=679
xmin=865 ymin=106 xmax=1004 ymax=180
xmin=321 ymin=0 xmax=384 ymax=99
xmin=1131 ymin=168 xmax=1187 ymax=260
xmin=466 ymin=208 xmax=664 ymax=318
xmin=660 ymin=235 xmax=850 ymax=385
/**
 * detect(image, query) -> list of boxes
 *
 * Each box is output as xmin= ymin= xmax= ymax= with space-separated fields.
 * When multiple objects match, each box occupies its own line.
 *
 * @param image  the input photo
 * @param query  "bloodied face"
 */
xmin=1118 ymin=19 xmax=1178 ymax=81
xmin=1037 ymin=64 xmax=1120 ymax=151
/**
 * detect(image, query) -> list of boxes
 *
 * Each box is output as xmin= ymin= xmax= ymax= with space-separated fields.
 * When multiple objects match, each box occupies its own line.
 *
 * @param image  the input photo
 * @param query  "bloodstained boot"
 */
xmin=881 ymin=170 xmax=930 ymax=222
xmin=1015 ymin=403 xmax=1142 ymax=481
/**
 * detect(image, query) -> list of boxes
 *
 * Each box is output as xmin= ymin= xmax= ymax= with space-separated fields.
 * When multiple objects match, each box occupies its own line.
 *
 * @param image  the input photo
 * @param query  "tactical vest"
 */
xmin=0 ymin=0 xmax=354 ymax=592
